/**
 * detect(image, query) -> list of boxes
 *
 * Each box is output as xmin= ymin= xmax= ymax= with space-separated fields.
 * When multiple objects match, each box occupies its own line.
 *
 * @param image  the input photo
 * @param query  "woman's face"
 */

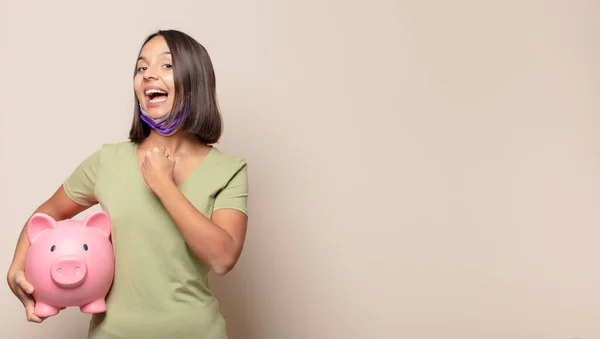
xmin=134 ymin=36 xmax=176 ymax=119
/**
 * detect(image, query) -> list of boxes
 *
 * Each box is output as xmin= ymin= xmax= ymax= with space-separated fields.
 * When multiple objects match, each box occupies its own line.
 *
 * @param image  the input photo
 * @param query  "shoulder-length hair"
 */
xmin=128 ymin=29 xmax=222 ymax=144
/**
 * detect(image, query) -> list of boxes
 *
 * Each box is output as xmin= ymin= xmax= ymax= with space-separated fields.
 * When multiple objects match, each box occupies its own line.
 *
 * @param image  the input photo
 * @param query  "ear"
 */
xmin=27 ymin=213 xmax=58 ymax=243
xmin=82 ymin=211 xmax=111 ymax=238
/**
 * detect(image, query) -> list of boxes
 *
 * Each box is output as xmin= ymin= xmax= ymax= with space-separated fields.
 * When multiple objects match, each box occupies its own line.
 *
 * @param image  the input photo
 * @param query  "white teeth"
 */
xmin=149 ymin=96 xmax=167 ymax=103
xmin=145 ymin=89 xmax=167 ymax=95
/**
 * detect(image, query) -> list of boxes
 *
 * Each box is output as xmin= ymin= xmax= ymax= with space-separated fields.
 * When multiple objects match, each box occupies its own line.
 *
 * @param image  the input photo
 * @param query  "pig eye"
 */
xmin=83 ymin=244 xmax=88 ymax=251
xmin=50 ymin=245 xmax=56 ymax=252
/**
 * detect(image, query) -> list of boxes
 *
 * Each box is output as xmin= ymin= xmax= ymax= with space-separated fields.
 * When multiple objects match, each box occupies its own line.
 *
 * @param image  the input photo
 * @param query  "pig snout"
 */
xmin=51 ymin=256 xmax=88 ymax=288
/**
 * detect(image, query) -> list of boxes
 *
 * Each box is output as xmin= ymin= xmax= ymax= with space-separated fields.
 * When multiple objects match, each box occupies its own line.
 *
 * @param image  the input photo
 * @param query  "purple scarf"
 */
xmin=139 ymin=105 xmax=184 ymax=136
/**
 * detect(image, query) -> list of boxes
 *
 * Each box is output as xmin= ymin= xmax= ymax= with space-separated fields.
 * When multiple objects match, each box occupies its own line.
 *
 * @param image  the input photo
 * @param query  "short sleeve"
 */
xmin=62 ymin=147 xmax=102 ymax=206
xmin=213 ymin=160 xmax=249 ymax=216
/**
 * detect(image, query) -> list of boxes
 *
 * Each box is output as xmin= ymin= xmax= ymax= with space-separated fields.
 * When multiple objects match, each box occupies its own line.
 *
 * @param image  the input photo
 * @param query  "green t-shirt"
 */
xmin=62 ymin=141 xmax=248 ymax=339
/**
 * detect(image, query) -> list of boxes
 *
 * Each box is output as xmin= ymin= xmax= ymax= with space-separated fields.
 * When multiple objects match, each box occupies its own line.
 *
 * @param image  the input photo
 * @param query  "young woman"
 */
xmin=6 ymin=29 xmax=249 ymax=339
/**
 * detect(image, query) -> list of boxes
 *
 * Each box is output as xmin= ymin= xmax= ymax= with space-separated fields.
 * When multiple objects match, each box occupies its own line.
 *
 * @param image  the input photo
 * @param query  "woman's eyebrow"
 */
xmin=137 ymin=51 xmax=172 ymax=61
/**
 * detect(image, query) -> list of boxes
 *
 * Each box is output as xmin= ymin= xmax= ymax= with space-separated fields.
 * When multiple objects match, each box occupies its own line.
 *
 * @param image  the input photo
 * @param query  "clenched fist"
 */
xmin=140 ymin=146 xmax=176 ymax=192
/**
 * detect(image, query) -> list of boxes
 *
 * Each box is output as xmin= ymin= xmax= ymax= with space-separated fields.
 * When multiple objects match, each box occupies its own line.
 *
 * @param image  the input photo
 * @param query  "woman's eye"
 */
xmin=137 ymin=66 xmax=147 ymax=72
xmin=163 ymin=64 xmax=172 ymax=69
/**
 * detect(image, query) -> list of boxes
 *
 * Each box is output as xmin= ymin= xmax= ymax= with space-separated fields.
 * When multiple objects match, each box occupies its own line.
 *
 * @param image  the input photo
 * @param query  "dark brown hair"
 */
xmin=128 ymin=29 xmax=222 ymax=144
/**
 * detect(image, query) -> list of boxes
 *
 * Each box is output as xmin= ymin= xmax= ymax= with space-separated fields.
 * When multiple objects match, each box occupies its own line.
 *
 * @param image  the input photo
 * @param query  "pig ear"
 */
xmin=82 ymin=211 xmax=111 ymax=238
xmin=27 ymin=213 xmax=57 ymax=243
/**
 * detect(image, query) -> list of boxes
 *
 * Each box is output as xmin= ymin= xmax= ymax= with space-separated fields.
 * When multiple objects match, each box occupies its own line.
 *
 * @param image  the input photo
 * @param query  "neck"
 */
xmin=140 ymin=130 xmax=198 ymax=155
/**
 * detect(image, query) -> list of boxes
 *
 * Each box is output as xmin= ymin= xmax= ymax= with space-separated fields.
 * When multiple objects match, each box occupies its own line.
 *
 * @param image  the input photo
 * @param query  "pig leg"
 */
xmin=34 ymin=302 xmax=60 ymax=317
xmin=80 ymin=299 xmax=107 ymax=314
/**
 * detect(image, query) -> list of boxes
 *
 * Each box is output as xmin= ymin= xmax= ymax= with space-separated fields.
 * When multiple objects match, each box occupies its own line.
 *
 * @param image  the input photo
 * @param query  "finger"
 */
xmin=15 ymin=285 xmax=31 ymax=304
xmin=14 ymin=272 xmax=34 ymax=294
xmin=26 ymin=312 xmax=43 ymax=323
xmin=24 ymin=300 xmax=43 ymax=323
xmin=19 ymin=281 xmax=34 ymax=295
xmin=15 ymin=288 xmax=42 ymax=323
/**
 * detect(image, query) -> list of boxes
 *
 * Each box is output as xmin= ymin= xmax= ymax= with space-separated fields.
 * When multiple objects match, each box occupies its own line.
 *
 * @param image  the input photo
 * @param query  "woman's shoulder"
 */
xmin=78 ymin=140 xmax=136 ymax=167
xmin=95 ymin=140 xmax=137 ymax=157
xmin=209 ymin=145 xmax=247 ymax=170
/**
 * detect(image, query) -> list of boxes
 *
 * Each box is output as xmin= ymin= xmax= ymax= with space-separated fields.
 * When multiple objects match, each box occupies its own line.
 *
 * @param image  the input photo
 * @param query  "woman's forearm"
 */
xmin=153 ymin=180 xmax=238 ymax=274
xmin=7 ymin=225 xmax=29 ymax=291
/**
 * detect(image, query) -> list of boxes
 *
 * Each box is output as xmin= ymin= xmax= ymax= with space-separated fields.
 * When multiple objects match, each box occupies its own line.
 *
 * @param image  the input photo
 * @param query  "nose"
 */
xmin=143 ymin=72 xmax=157 ymax=80
xmin=143 ymin=66 xmax=159 ymax=80
xmin=51 ymin=257 xmax=88 ymax=288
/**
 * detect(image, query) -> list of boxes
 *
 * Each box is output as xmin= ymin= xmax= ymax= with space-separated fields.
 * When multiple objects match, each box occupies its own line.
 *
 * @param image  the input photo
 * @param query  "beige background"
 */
xmin=1 ymin=0 xmax=600 ymax=338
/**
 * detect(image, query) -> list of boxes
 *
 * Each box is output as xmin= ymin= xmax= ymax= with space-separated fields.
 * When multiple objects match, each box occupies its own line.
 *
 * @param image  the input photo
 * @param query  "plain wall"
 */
xmin=1 ymin=1 xmax=600 ymax=338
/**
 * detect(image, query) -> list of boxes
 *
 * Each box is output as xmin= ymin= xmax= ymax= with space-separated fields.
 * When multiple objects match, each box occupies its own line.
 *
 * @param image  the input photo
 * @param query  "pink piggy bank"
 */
xmin=24 ymin=210 xmax=115 ymax=318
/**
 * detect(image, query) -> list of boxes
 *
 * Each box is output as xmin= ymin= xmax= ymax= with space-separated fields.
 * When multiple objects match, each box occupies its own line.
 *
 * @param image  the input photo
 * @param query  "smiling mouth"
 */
xmin=145 ymin=88 xmax=168 ymax=103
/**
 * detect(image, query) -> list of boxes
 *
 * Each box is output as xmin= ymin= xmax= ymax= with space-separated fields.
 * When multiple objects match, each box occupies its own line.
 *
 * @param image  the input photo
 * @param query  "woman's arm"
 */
xmin=154 ymin=182 xmax=248 ymax=275
xmin=140 ymin=147 xmax=248 ymax=275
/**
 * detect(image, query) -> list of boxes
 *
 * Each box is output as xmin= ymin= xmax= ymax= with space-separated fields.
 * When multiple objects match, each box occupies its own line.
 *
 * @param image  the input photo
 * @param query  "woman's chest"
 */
xmin=94 ymin=161 xmax=223 ymax=224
